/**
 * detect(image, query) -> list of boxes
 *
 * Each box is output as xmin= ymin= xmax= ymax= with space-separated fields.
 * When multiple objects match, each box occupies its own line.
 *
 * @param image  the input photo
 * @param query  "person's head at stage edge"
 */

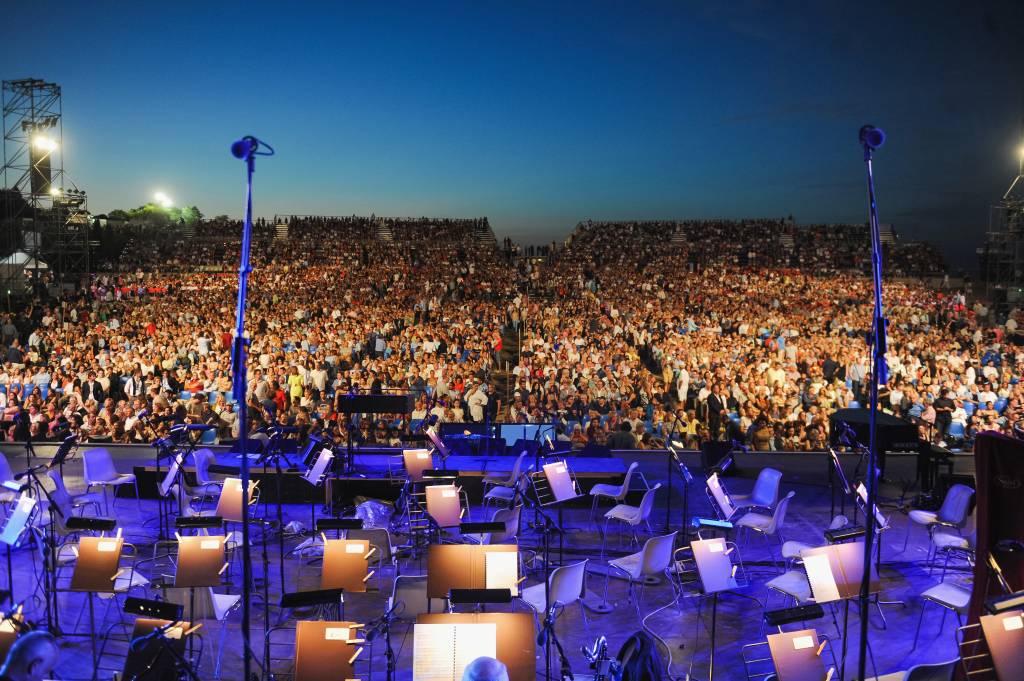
xmin=461 ymin=656 xmax=510 ymax=681
xmin=0 ymin=631 xmax=59 ymax=681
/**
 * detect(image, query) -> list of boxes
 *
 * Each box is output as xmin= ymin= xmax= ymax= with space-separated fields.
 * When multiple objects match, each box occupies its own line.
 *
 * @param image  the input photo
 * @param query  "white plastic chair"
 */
xmin=519 ymin=559 xmax=589 ymax=629
xmin=466 ymin=505 xmax=522 ymax=545
xmin=902 ymin=483 xmax=973 ymax=552
xmin=781 ymin=515 xmax=849 ymax=568
xmin=83 ymin=448 xmax=140 ymax=513
xmin=732 ymin=467 xmax=783 ymax=511
xmin=47 ymin=468 xmax=104 ymax=517
xmin=601 ymin=531 xmax=677 ymax=616
xmin=735 ymin=491 xmax=795 ymax=570
xmin=482 ymin=450 xmax=529 ymax=492
xmin=185 ymin=448 xmax=225 ymax=510
xmin=483 ymin=471 xmax=529 ymax=513
xmin=601 ymin=483 xmax=660 ymax=555
xmin=589 ymin=461 xmax=644 ymax=521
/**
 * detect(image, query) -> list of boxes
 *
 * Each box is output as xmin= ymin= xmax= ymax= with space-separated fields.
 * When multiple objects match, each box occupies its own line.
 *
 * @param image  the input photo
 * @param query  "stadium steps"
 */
xmin=671 ymin=226 xmax=687 ymax=245
xmin=275 ymin=222 xmax=289 ymax=241
xmin=780 ymin=233 xmax=795 ymax=249
xmin=475 ymin=222 xmax=497 ymax=246
xmin=880 ymin=223 xmax=896 ymax=245
xmin=376 ymin=221 xmax=394 ymax=242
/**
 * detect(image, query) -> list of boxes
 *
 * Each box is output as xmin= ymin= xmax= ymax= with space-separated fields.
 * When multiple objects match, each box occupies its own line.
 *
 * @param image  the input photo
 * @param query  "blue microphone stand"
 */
xmin=857 ymin=125 xmax=887 ymax=681
xmin=230 ymin=135 xmax=273 ymax=681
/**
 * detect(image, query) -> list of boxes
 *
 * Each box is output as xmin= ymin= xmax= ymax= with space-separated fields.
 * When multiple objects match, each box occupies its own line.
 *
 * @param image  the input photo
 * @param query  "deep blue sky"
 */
xmin=3 ymin=1 xmax=1022 ymax=267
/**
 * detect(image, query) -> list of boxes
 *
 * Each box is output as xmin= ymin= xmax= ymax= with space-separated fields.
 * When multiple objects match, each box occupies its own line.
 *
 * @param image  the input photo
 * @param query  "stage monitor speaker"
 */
xmin=336 ymin=393 xmax=413 ymax=414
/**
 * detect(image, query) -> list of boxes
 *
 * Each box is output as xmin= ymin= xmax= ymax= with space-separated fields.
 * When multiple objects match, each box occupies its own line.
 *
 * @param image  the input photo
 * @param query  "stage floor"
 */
xmin=1 ymin=454 xmax=972 ymax=681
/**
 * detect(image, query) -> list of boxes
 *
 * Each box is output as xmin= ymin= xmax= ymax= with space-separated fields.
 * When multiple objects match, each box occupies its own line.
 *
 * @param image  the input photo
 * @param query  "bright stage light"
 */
xmin=154 ymin=192 xmax=173 ymax=208
xmin=49 ymin=186 xmax=61 ymax=196
xmin=32 ymin=136 xmax=57 ymax=153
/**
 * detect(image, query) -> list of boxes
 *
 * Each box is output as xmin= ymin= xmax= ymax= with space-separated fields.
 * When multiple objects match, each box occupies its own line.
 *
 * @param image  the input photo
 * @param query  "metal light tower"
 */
xmin=1 ymin=78 xmax=90 ymax=295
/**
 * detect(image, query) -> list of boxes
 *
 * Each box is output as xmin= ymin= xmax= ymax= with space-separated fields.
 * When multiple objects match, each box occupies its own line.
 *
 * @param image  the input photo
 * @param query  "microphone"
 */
xmin=231 ymin=136 xmax=258 ymax=159
xmin=536 ymin=605 xmax=557 ymax=645
xmin=859 ymin=125 xmax=886 ymax=150
xmin=14 ymin=464 xmax=46 ymax=481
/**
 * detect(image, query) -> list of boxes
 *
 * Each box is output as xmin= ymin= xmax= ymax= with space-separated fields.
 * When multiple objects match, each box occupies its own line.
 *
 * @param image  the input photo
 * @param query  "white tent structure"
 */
xmin=0 ymin=251 xmax=49 ymax=290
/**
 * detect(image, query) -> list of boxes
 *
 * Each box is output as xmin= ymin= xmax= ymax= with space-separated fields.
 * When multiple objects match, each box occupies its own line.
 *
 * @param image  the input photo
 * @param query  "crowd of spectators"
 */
xmin=0 ymin=214 xmax=1006 ymax=454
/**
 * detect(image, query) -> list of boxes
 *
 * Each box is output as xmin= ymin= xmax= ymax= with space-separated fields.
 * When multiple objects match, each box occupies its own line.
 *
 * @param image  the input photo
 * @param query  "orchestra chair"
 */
xmin=589 ymin=461 xmax=648 ymax=522
xmin=600 ymin=483 xmax=661 ymax=557
xmin=732 ymin=467 xmax=783 ymax=512
xmin=901 ymin=483 xmax=973 ymax=553
xmin=518 ymin=559 xmax=589 ymax=632
xmin=83 ymin=447 xmax=140 ymax=513
xmin=735 ymin=491 xmax=795 ymax=571
xmin=600 ymin=531 xmax=678 ymax=617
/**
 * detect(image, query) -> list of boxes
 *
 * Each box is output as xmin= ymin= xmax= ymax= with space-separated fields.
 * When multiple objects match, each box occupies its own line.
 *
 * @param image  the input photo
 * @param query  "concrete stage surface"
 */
xmin=0 ymin=443 xmax=976 ymax=680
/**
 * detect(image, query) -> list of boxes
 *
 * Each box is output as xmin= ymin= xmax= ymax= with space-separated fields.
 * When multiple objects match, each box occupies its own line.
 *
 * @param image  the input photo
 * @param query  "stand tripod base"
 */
xmin=582 ymin=593 xmax=614 ymax=614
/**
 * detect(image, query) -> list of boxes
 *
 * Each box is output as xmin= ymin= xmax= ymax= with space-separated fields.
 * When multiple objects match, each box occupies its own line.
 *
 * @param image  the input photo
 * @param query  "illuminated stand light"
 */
xmin=154 ymin=191 xmax=173 ymax=208
xmin=32 ymin=135 xmax=58 ymax=153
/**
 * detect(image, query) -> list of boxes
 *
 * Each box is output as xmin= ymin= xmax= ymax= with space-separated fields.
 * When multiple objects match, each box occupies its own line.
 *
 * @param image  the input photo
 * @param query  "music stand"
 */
xmin=71 ymin=532 xmax=126 ymax=667
xmin=174 ymin=535 xmax=228 ymax=588
xmin=426 ymin=544 xmax=520 ymax=603
xmin=705 ymin=471 xmax=738 ymax=523
xmin=766 ymin=629 xmax=837 ymax=681
xmin=414 ymin=612 xmax=535 ymax=681
xmin=801 ymin=542 xmax=880 ymax=679
xmin=827 ymin=447 xmax=852 ymax=519
xmin=691 ymin=537 xmax=748 ymax=681
xmin=530 ymin=460 xmax=580 ymax=565
xmin=302 ymin=446 xmax=334 ymax=529
xmin=403 ymin=448 xmax=435 ymax=482
xmin=122 ymin=617 xmax=197 ymax=681
xmin=0 ymin=607 xmax=26 ymax=662
xmin=213 ymin=477 xmax=258 ymax=523
xmin=979 ymin=610 xmax=1024 ymax=681
xmin=321 ymin=539 xmax=373 ymax=599
xmin=1 ymin=494 xmax=36 ymax=607
xmin=295 ymin=620 xmax=365 ymax=681
xmin=425 ymin=484 xmax=465 ymax=528
xmin=425 ymin=427 xmax=453 ymax=468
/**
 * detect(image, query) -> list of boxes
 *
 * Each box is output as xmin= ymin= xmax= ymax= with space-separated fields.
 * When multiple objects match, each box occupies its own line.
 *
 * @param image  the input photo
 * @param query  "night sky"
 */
xmin=2 ymin=1 xmax=1023 ymax=269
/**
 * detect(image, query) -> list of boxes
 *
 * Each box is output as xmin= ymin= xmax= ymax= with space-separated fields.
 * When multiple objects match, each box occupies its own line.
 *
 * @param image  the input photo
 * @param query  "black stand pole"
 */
xmin=229 ymin=134 xmax=273 ymax=681
xmin=709 ymin=592 xmax=719 ymax=681
xmin=857 ymin=124 xmax=887 ymax=681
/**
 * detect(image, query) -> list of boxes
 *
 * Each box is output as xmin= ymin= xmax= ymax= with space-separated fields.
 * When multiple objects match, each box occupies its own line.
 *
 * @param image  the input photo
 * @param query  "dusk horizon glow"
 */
xmin=3 ymin=1 xmax=1023 ymax=268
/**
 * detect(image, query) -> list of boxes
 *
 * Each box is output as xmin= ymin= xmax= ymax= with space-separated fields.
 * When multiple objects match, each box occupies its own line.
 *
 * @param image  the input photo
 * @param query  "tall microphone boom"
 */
xmin=231 ymin=136 xmax=258 ymax=159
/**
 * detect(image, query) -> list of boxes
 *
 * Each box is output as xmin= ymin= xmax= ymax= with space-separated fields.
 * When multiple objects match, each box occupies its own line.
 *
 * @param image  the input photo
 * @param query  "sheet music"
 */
xmin=413 ymin=623 xmax=497 ymax=681
xmin=803 ymin=553 xmax=841 ymax=603
xmin=484 ymin=552 xmax=519 ymax=596
xmin=543 ymin=461 xmax=577 ymax=502
xmin=0 ymin=495 xmax=35 ymax=546
xmin=855 ymin=483 xmax=887 ymax=528
xmin=707 ymin=473 xmax=735 ymax=520
xmin=304 ymin=448 xmax=334 ymax=484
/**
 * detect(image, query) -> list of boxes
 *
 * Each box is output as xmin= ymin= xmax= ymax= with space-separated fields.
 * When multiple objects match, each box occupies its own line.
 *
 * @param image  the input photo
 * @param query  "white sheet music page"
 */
xmin=803 ymin=553 xmax=841 ymax=603
xmin=413 ymin=623 xmax=497 ymax=681
xmin=452 ymin=623 xmax=497 ymax=680
xmin=484 ymin=552 xmax=519 ymax=596
xmin=414 ymin=623 xmax=457 ymax=681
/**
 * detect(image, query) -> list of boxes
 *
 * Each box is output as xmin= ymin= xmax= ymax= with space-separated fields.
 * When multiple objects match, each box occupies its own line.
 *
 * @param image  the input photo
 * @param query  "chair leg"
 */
xmin=215 ymin=617 xmax=228 ymax=678
xmin=913 ymin=599 xmax=927 ymax=648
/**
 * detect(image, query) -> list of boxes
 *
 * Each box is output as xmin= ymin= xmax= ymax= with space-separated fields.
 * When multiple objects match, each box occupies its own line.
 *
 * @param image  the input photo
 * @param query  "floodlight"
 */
xmin=154 ymin=192 xmax=173 ymax=208
xmin=32 ymin=136 xmax=57 ymax=153
xmin=49 ymin=187 xmax=61 ymax=196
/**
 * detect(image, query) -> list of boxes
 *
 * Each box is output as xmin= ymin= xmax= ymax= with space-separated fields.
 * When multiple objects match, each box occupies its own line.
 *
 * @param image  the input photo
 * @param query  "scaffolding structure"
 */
xmin=979 ymin=149 xmax=1024 ymax=313
xmin=1 ymin=78 xmax=90 ymax=295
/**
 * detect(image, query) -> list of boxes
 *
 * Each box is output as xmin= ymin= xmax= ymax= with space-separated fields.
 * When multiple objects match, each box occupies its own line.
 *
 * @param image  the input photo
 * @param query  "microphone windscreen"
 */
xmin=231 ymin=138 xmax=253 ymax=159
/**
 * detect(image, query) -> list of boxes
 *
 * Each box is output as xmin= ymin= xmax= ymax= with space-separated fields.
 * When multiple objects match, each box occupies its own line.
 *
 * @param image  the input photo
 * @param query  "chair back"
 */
xmin=765 ymin=491 xmax=796 ymax=535
xmin=509 ymin=450 xmax=528 ymax=481
xmin=487 ymin=505 xmax=521 ymax=544
xmin=391 ymin=575 xmax=446 ymax=619
xmin=639 ymin=532 xmax=678 ymax=576
xmin=548 ymin=560 xmax=588 ymax=607
xmin=193 ymin=448 xmax=217 ymax=485
xmin=83 ymin=448 xmax=117 ymax=483
xmin=937 ymin=484 xmax=973 ymax=526
xmin=0 ymin=454 xmax=12 ymax=484
xmin=904 ymin=659 xmax=958 ymax=681
xmin=751 ymin=467 xmax=783 ymax=508
xmin=46 ymin=469 xmax=73 ymax=509
xmin=636 ymin=483 xmax=661 ymax=522
xmin=620 ymin=462 xmax=639 ymax=494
